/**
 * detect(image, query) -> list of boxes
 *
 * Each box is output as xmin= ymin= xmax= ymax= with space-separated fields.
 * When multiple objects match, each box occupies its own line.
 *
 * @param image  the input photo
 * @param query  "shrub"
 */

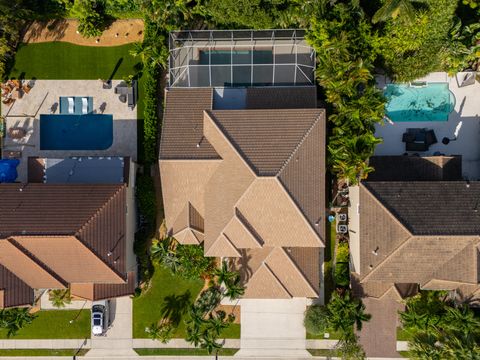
xmin=70 ymin=0 xmax=108 ymax=38
xmin=142 ymin=68 xmax=158 ymax=164
xmin=136 ymin=174 xmax=156 ymax=225
xmin=304 ymin=305 xmax=329 ymax=335
xmin=334 ymin=261 xmax=350 ymax=287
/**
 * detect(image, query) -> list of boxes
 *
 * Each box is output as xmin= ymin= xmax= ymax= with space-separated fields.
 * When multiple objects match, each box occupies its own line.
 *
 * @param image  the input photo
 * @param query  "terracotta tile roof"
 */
xmin=0 ymin=239 xmax=65 ymax=289
xmin=13 ymin=236 xmax=125 ymax=284
xmin=0 ymin=183 xmax=132 ymax=304
xmin=0 ymin=184 xmax=124 ymax=237
xmin=93 ymin=271 xmax=136 ymax=301
xmin=159 ymin=88 xmax=219 ymax=160
xmin=71 ymin=283 xmax=94 ymax=300
xmin=160 ymin=88 xmax=325 ymax=299
xmin=367 ymin=156 xmax=462 ymax=181
xmin=0 ymin=264 xmax=33 ymax=308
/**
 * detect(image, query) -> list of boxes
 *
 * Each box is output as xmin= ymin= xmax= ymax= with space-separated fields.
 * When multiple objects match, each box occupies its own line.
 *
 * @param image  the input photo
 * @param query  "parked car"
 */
xmin=91 ymin=300 xmax=110 ymax=336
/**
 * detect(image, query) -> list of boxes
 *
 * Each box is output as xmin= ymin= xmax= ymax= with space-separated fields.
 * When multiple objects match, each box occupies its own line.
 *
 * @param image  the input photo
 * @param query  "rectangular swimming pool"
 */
xmin=384 ymin=83 xmax=455 ymax=122
xmin=40 ymin=114 xmax=113 ymax=150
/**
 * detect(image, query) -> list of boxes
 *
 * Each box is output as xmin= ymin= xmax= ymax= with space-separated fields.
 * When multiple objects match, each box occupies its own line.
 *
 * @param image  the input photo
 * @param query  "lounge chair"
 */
xmin=82 ymin=97 xmax=88 ymax=114
xmin=67 ymin=97 xmax=74 ymax=114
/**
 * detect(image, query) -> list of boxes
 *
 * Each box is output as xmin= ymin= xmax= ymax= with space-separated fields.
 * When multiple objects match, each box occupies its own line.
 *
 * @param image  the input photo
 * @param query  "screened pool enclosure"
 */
xmin=168 ymin=30 xmax=316 ymax=87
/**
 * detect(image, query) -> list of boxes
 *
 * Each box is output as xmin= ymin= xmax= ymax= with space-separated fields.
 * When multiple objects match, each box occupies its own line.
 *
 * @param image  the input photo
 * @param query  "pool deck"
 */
xmin=374 ymin=72 xmax=480 ymax=180
xmin=1 ymin=80 xmax=137 ymax=182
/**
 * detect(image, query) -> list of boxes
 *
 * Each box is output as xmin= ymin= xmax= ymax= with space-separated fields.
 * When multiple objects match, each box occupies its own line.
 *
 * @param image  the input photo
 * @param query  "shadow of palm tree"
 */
xmin=160 ymin=290 xmax=192 ymax=327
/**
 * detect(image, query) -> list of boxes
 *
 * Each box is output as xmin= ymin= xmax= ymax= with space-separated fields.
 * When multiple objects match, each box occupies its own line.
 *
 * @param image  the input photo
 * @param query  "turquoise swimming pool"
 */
xmin=384 ymin=83 xmax=455 ymax=122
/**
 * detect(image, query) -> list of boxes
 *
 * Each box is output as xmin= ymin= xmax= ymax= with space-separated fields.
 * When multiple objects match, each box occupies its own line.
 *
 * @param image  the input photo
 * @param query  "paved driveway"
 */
xmin=87 ymin=296 xmax=137 ymax=357
xmin=356 ymin=289 xmax=404 ymax=358
xmin=235 ymin=298 xmax=310 ymax=358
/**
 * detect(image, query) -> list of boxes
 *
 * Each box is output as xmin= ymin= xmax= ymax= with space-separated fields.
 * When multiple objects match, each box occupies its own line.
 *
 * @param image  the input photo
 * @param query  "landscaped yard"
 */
xmin=397 ymin=327 xmax=413 ymax=341
xmin=9 ymin=42 xmax=140 ymax=80
xmin=135 ymin=348 xmax=238 ymax=356
xmin=0 ymin=349 xmax=89 ymax=356
xmin=323 ymin=220 xmax=336 ymax=302
xmin=133 ymin=265 xmax=240 ymax=339
xmin=0 ymin=310 xmax=90 ymax=339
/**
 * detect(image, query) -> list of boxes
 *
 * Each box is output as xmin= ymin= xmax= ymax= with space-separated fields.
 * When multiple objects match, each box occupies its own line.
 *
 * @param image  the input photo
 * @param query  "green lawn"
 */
xmin=9 ymin=42 xmax=140 ymax=80
xmin=306 ymin=328 xmax=342 ymax=340
xmin=133 ymin=266 xmax=240 ymax=339
xmin=135 ymin=348 xmax=238 ymax=356
xmin=0 ymin=349 xmax=89 ymax=356
xmin=397 ymin=327 xmax=413 ymax=341
xmin=308 ymin=349 xmax=339 ymax=357
xmin=0 ymin=310 xmax=90 ymax=339
xmin=323 ymin=220 xmax=336 ymax=302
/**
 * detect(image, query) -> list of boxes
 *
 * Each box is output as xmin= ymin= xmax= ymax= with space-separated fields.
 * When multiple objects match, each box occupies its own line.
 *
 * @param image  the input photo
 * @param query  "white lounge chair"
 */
xmin=82 ymin=97 xmax=88 ymax=114
xmin=67 ymin=97 xmax=74 ymax=114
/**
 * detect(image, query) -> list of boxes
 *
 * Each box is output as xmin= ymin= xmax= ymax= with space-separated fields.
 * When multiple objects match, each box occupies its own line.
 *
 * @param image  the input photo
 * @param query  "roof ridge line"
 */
xmin=77 ymin=185 xmax=125 ymax=235
xmin=72 ymin=235 xmax=127 ymax=283
xmin=276 ymin=110 xmax=324 ymax=176
xmin=267 ymin=247 xmax=318 ymax=296
xmin=7 ymin=237 xmax=68 ymax=288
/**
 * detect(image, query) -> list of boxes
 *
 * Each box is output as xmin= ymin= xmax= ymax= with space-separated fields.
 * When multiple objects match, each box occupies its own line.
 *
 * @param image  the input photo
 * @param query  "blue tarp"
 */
xmin=0 ymin=159 xmax=19 ymax=183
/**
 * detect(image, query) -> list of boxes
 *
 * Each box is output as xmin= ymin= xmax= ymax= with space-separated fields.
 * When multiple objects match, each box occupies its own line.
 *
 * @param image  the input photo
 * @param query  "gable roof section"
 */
xmin=159 ymin=88 xmax=219 ymax=160
xmin=0 ymin=184 xmax=124 ymax=238
xmin=362 ymin=236 xmax=478 ymax=285
xmin=359 ymin=185 xmax=411 ymax=275
xmin=236 ymin=178 xmax=322 ymax=248
xmin=279 ymin=112 xmax=326 ymax=241
xmin=223 ymin=212 xmax=262 ymax=249
xmin=207 ymin=109 xmax=323 ymax=176
xmin=13 ymin=236 xmax=125 ymax=284
xmin=0 ymin=239 xmax=65 ymax=289
xmin=0 ymin=264 xmax=33 ymax=308
xmin=243 ymin=263 xmax=291 ymax=299
xmin=363 ymin=181 xmax=480 ymax=236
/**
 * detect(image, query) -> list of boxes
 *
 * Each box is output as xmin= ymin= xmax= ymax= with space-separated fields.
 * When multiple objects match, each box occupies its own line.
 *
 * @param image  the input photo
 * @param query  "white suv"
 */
xmin=91 ymin=300 xmax=110 ymax=336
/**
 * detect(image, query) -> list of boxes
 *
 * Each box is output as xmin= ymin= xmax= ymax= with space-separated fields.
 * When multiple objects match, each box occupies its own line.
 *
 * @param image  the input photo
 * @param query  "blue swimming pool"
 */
xmin=40 ymin=114 xmax=113 ymax=150
xmin=384 ymin=83 xmax=455 ymax=122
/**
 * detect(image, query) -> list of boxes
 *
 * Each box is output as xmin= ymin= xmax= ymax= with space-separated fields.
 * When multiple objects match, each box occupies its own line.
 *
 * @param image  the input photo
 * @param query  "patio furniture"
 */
xmin=82 ymin=97 xmax=88 ymax=114
xmin=50 ymin=102 xmax=58 ymax=113
xmin=99 ymin=102 xmax=107 ymax=114
xmin=119 ymin=94 xmax=127 ymax=103
xmin=2 ymin=98 xmax=14 ymax=106
xmin=67 ymin=97 xmax=74 ymax=114
xmin=3 ymin=150 xmax=22 ymax=159
xmin=8 ymin=127 xmax=27 ymax=139
xmin=115 ymin=81 xmax=137 ymax=109
xmin=458 ymin=72 xmax=476 ymax=87
xmin=22 ymin=84 xmax=31 ymax=94
xmin=402 ymin=128 xmax=437 ymax=152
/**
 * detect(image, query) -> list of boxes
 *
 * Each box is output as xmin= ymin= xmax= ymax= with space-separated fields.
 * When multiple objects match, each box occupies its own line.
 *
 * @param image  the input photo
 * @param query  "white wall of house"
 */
xmin=125 ymin=161 xmax=138 ymax=278
xmin=348 ymin=185 xmax=361 ymax=274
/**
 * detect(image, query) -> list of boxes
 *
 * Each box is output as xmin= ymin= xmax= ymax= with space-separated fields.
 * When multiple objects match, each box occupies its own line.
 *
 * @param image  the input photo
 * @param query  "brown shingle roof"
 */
xmin=160 ymin=88 xmax=325 ymax=299
xmin=367 ymin=156 xmax=462 ymax=181
xmin=359 ymin=182 xmax=480 ymax=291
xmin=160 ymin=88 xmax=219 ymax=160
xmin=245 ymin=87 xmax=317 ymax=109
xmin=363 ymin=181 xmax=480 ymax=236
xmin=207 ymin=109 xmax=323 ymax=176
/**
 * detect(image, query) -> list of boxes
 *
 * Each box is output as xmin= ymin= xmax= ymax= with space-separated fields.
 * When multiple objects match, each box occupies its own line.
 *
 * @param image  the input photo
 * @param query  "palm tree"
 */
xmin=215 ymin=260 xmax=237 ymax=286
xmin=224 ymin=275 xmax=245 ymax=301
xmin=1 ymin=308 xmax=36 ymax=337
xmin=372 ymin=0 xmax=427 ymax=24
xmin=49 ymin=289 xmax=72 ymax=308
xmin=145 ymin=322 xmax=161 ymax=340
xmin=185 ymin=323 xmax=202 ymax=347
xmin=327 ymin=290 xmax=371 ymax=335
xmin=199 ymin=330 xmax=222 ymax=354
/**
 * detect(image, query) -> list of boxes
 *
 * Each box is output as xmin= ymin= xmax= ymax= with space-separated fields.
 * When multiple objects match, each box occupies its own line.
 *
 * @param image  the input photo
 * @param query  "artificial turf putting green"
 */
xmin=9 ymin=42 xmax=140 ymax=80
